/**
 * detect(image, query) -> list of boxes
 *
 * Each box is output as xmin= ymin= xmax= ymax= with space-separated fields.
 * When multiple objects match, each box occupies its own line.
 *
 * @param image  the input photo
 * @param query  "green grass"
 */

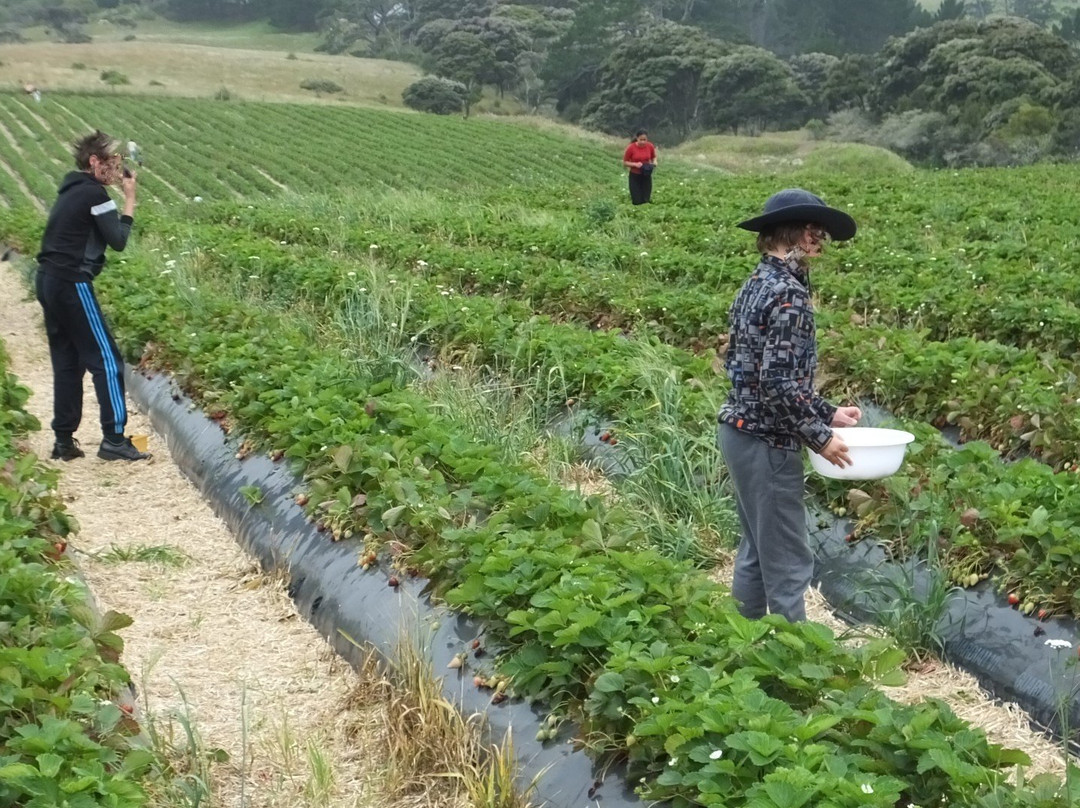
xmin=673 ymin=131 xmax=913 ymax=176
xmin=14 ymin=19 xmax=321 ymax=51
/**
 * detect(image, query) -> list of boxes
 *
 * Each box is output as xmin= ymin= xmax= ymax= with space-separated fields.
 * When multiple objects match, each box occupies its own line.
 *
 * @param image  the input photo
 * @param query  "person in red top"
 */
xmin=622 ymin=129 xmax=657 ymax=205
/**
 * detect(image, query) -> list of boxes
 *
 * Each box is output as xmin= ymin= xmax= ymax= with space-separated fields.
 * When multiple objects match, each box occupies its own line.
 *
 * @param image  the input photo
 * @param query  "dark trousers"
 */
xmin=35 ymin=271 xmax=128 ymax=439
xmin=629 ymin=171 xmax=652 ymax=205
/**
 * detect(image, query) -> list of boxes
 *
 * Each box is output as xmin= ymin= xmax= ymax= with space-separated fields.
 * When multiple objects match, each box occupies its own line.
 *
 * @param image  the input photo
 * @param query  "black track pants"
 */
xmin=629 ymin=171 xmax=652 ymax=205
xmin=35 ymin=271 xmax=127 ymax=438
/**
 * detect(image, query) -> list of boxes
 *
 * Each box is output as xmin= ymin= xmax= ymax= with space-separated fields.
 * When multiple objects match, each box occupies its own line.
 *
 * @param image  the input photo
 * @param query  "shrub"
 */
xmin=71 ymin=61 xmax=86 ymax=70
xmin=148 ymin=79 xmax=164 ymax=87
xmin=123 ymin=33 xmax=135 ymax=41
xmin=286 ymin=52 xmax=297 ymax=60
xmin=805 ymin=118 xmax=828 ymax=140
xmin=214 ymin=86 xmax=232 ymax=101
xmin=100 ymin=69 xmax=129 ymax=86
xmin=583 ymin=197 xmax=617 ymax=227
xmin=402 ymin=76 xmax=467 ymax=115
xmin=996 ymin=103 xmax=1056 ymax=140
xmin=57 ymin=24 xmax=92 ymax=43
xmin=0 ymin=28 xmax=26 ymax=44
xmin=300 ymin=78 xmax=345 ymax=96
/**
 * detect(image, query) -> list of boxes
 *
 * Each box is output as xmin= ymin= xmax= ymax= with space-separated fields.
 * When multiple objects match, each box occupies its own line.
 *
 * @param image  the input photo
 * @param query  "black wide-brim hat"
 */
xmin=737 ymin=188 xmax=857 ymax=242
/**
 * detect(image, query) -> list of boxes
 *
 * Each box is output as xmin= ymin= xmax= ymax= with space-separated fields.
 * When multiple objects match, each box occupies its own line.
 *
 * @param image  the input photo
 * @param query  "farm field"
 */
xmin=6 ymin=91 xmax=1075 ymax=611
xmin=4 ymin=90 xmax=1080 ymax=805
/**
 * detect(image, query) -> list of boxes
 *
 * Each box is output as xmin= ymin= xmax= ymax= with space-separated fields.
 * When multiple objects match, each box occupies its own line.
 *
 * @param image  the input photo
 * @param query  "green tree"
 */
xmin=1013 ymin=0 xmax=1054 ymax=28
xmin=264 ymin=0 xmax=326 ymax=30
xmin=935 ymin=0 xmax=965 ymax=21
xmin=874 ymin=18 xmax=1075 ymax=115
xmin=403 ymin=76 xmax=468 ymax=114
xmin=789 ymin=52 xmax=840 ymax=110
xmin=541 ymin=0 xmax=645 ymax=117
xmin=703 ymin=46 xmax=805 ymax=134
xmin=1054 ymin=9 xmax=1080 ymax=44
xmin=334 ymin=0 xmax=407 ymax=41
xmin=451 ymin=16 xmax=532 ymax=94
xmin=579 ymin=23 xmax=730 ymax=141
xmin=410 ymin=0 xmax=495 ymax=28
xmin=822 ymin=53 xmax=876 ymax=110
xmin=431 ymin=30 xmax=496 ymax=115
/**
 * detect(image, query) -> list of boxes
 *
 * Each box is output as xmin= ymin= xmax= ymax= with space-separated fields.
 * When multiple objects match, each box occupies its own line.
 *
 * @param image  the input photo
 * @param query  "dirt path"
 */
xmin=0 ymin=259 xmax=388 ymax=807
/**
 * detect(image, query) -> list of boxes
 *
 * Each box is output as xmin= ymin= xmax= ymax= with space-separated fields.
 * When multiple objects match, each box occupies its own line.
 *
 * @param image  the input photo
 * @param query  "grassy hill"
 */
xmin=672 ymin=131 xmax=913 ymax=176
xmin=0 ymin=41 xmax=422 ymax=107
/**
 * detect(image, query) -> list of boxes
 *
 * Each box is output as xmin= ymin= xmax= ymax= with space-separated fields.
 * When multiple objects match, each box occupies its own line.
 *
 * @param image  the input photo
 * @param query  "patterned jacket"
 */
xmin=718 ymin=254 xmax=835 ymax=452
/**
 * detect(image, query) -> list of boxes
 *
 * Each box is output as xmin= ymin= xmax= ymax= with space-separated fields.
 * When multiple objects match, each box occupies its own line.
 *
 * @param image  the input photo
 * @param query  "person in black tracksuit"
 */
xmin=35 ymin=130 xmax=150 ymax=462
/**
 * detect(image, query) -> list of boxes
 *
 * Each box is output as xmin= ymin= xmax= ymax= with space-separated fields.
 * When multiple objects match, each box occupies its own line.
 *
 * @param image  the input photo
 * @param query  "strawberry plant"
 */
xmin=0 ymin=344 xmax=155 ymax=808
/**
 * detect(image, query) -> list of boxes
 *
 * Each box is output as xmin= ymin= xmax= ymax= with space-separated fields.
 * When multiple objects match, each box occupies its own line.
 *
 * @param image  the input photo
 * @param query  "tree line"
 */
xmin=5 ymin=0 xmax=1080 ymax=165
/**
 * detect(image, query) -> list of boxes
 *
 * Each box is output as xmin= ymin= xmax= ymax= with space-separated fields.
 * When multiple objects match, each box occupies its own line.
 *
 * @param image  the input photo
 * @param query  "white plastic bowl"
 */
xmin=808 ymin=427 xmax=915 ymax=481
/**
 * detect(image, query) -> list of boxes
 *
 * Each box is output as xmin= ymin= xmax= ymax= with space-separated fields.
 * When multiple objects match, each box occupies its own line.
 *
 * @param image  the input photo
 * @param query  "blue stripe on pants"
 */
xmin=75 ymin=282 xmax=125 ymax=430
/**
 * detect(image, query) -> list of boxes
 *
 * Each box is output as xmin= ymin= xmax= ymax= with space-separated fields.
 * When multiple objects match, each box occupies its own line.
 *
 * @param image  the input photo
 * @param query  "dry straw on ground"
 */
xmin=0 ymin=259 xmax=527 ymax=807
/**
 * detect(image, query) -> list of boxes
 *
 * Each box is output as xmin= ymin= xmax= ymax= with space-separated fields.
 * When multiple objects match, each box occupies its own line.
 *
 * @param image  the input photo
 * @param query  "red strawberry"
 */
xmin=1007 ymin=593 xmax=1020 ymax=606
xmin=472 ymin=639 xmax=481 ymax=649
xmin=1038 ymin=608 xmax=1049 ymax=620
xmin=599 ymin=432 xmax=611 ymax=443
xmin=609 ymin=438 xmax=618 ymax=446
xmin=388 ymin=576 xmax=400 ymax=588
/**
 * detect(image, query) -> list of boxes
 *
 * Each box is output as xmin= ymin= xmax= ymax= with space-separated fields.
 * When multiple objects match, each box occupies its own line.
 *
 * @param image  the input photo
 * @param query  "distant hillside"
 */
xmin=0 ymin=40 xmax=421 ymax=107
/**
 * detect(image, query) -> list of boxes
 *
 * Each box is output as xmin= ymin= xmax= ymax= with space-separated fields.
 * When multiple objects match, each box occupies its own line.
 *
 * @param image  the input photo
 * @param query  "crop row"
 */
xmin=0 ymin=185 xmax=1064 ymax=622
xmin=196 ymin=214 xmax=1080 ymax=617
xmin=6 ymin=91 xmax=1080 ymax=369
xmin=0 ymin=92 xmax=625 ymax=201
xmin=0 ymin=341 xmax=155 ymax=808
xmin=7 ymin=145 xmax=1080 ymax=617
xmin=32 ymin=222 xmax=1071 ymax=808
xmin=172 ymin=198 xmax=1080 ymax=473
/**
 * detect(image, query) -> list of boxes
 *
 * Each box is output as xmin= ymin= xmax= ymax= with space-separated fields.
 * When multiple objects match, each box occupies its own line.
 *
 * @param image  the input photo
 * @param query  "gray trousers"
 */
xmin=718 ymin=424 xmax=811 ymax=622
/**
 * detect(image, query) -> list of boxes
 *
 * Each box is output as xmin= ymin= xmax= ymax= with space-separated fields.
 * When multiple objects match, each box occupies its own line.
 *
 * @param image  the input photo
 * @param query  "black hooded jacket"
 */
xmin=36 ymin=171 xmax=133 ymax=282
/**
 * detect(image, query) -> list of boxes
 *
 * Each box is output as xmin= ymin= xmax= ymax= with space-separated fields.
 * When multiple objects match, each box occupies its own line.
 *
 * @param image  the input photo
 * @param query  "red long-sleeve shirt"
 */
xmin=623 ymin=142 xmax=656 ymax=174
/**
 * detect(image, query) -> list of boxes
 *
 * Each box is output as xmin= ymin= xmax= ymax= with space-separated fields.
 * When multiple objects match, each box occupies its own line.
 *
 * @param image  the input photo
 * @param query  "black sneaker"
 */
xmin=51 ymin=438 xmax=85 ymax=461
xmin=98 ymin=437 xmax=152 ymax=462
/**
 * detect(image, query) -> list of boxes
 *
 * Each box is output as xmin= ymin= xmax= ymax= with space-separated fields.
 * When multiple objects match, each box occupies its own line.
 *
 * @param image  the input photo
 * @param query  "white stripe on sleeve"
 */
xmin=91 ymin=199 xmax=118 ymax=216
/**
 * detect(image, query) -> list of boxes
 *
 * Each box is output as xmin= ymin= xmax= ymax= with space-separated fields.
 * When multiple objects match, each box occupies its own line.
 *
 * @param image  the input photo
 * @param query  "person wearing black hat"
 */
xmin=622 ymin=129 xmax=657 ymax=205
xmin=718 ymin=188 xmax=861 ymax=623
